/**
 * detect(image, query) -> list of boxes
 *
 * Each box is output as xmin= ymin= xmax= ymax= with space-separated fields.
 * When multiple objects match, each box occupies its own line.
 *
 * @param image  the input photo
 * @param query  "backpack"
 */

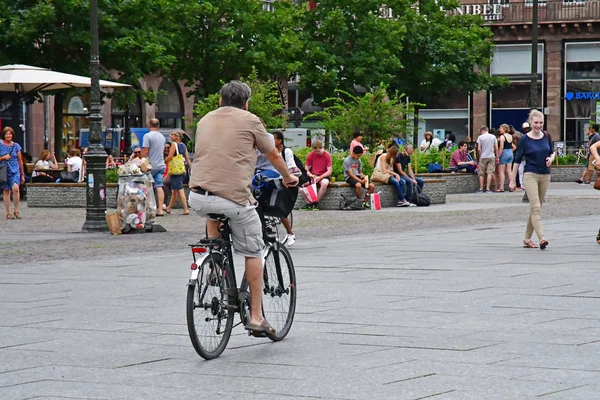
xmin=339 ymin=194 xmax=364 ymax=210
xmin=411 ymin=185 xmax=431 ymax=207
xmin=282 ymin=146 xmax=309 ymax=185
xmin=427 ymin=163 xmax=443 ymax=173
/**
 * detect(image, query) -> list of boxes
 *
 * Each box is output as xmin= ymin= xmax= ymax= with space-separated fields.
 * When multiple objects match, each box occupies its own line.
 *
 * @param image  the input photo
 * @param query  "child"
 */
xmin=343 ymin=146 xmax=375 ymax=209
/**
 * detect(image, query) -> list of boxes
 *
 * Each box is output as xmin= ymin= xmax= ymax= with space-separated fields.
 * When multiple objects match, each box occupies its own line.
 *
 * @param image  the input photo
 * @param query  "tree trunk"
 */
xmin=54 ymin=93 xmax=63 ymax=161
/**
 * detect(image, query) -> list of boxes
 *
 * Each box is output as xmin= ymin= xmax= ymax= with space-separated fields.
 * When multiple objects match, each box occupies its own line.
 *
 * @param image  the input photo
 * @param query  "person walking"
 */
xmin=497 ymin=123 xmax=515 ymax=192
xmin=509 ymin=110 xmax=555 ymax=250
xmin=0 ymin=127 xmax=25 ymax=219
xmin=141 ymin=118 xmax=166 ymax=217
xmin=164 ymin=129 xmax=191 ymax=215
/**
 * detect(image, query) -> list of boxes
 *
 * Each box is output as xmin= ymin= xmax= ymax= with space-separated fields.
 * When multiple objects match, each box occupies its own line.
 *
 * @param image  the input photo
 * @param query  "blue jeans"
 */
xmin=389 ymin=176 xmax=406 ymax=201
xmin=400 ymin=176 xmax=424 ymax=201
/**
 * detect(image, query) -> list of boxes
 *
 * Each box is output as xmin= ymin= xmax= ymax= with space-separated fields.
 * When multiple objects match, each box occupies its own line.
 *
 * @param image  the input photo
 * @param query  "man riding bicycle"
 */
xmin=188 ymin=80 xmax=298 ymax=337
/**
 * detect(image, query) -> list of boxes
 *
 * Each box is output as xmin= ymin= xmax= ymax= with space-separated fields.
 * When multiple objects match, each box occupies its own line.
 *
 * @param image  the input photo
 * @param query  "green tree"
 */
xmin=193 ymin=70 xmax=286 ymax=130
xmin=296 ymin=0 xmax=506 ymax=106
xmin=0 ymin=0 xmax=180 ymax=155
xmin=171 ymin=0 xmax=304 ymax=97
xmin=311 ymin=85 xmax=419 ymax=149
xmin=297 ymin=0 xmax=406 ymax=101
xmin=392 ymin=0 xmax=506 ymax=106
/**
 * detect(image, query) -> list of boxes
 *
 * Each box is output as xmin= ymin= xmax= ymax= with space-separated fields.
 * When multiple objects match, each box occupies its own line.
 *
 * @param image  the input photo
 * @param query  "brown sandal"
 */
xmin=523 ymin=239 xmax=538 ymax=248
xmin=539 ymin=239 xmax=549 ymax=250
xmin=6 ymin=213 xmax=14 ymax=219
xmin=13 ymin=212 xmax=21 ymax=219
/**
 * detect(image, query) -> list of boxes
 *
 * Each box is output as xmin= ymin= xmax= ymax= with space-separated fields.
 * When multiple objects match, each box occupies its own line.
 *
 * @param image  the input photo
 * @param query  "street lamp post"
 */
xmin=82 ymin=0 xmax=108 ymax=232
xmin=530 ymin=0 xmax=539 ymax=110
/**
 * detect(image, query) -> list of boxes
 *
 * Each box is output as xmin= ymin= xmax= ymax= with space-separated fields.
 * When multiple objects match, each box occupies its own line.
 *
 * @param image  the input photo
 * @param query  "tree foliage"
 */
xmin=170 ymin=0 xmax=304 ymax=97
xmin=311 ymin=85 xmax=420 ymax=149
xmin=193 ymin=69 xmax=286 ymax=130
xmin=297 ymin=0 xmax=406 ymax=101
xmin=392 ymin=0 xmax=507 ymax=105
xmin=297 ymin=0 xmax=506 ymax=106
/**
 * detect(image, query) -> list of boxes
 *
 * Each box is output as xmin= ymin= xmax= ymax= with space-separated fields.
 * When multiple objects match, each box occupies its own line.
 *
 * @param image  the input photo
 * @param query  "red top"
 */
xmin=450 ymin=150 xmax=467 ymax=167
xmin=306 ymin=150 xmax=332 ymax=176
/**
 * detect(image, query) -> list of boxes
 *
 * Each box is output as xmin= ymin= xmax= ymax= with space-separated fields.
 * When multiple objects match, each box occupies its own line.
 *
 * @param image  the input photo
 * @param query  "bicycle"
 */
xmin=186 ymin=208 xmax=297 ymax=360
xmin=576 ymin=145 xmax=587 ymax=165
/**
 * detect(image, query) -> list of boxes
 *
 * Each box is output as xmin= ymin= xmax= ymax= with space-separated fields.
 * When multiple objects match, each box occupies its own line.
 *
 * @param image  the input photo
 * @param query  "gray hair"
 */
xmin=170 ymin=129 xmax=184 ymax=141
xmin=220 ymin=80 xmax=252 ymax=108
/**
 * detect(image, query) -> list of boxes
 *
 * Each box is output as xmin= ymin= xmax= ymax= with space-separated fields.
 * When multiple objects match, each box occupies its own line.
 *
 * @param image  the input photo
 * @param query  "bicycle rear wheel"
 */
xmin=262 ymin=245 xmax=297 ymax=341
xmin=186 ymin=253 xmax=235 ymax=359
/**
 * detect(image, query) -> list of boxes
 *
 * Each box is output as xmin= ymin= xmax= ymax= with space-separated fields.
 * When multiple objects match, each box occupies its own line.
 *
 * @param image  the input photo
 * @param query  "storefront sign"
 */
xmin=565 ymin=91 xmax=600 ymax=100
xmin=452 ymin=4 xmax=504 ymax=21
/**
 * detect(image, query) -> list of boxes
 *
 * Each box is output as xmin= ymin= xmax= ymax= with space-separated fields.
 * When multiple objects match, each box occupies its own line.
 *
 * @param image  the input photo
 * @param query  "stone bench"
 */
xmin=26 ymin=183 xmax=192 ymax=209
xmin=294 ymin=179 xmax=446 ymax=210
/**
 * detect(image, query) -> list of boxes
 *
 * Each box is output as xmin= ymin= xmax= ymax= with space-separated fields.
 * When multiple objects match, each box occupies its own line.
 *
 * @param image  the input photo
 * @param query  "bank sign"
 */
xmin=565 ymin=92 xmax=600 ymax=100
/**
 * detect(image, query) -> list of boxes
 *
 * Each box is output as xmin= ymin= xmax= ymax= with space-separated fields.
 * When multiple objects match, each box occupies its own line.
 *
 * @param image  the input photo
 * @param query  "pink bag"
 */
xmin=370 ymin=192 xmax=381 ymax=210
xmin=300 ymin=182 xmax=319 ymax=203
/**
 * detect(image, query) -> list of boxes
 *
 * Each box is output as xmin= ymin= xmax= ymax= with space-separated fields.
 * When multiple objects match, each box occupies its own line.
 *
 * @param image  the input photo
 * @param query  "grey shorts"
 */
xmin=188 ymin=191 xmax=264 ymax=258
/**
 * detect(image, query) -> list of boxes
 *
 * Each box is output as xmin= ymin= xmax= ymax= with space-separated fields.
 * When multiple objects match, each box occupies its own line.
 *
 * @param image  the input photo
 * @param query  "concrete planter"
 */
xmin=293 ymin=179 xmax=447 ymax=210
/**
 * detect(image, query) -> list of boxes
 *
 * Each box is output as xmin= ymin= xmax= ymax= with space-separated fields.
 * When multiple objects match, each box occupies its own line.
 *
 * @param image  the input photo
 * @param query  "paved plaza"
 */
xmin=1 ymin=183 xmax=600 ymax=399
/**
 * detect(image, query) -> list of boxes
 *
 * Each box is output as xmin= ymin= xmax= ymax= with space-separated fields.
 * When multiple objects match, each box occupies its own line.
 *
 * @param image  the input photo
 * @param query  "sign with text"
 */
xmin=452 ymin=4 xmax=504 ymax=21
xmin=565 ymin=91 xmax=600 ymax=100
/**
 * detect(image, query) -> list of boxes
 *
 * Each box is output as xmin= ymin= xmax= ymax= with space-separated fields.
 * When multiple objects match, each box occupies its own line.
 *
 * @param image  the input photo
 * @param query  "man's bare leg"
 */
xmin=317 ymin=180 xmax=329 ymax=201
xmin=156 ymin=187 xmax=165 ymax=215
xmin=245 ymin=256 xmax=265 ymax=326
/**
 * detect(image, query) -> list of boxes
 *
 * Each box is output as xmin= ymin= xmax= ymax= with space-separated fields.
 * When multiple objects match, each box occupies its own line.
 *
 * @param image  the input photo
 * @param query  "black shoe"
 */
xmin=575 ymin=179 xmax=583 ymax=184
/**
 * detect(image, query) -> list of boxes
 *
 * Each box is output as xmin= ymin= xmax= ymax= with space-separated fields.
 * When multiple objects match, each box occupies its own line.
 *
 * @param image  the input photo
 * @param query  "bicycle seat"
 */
xmin=207 ymin=213 xmax=228 ymax=220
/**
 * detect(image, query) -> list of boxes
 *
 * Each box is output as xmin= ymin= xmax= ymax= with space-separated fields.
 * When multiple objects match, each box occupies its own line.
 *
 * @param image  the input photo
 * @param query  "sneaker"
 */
xmin=301 ymin=203 xmax=315 ymax=210
xmin=485 ymin=189 xmax=492 ymax=193
xmin=363 ymin=201 xmax=371 ymax=209
xmin=396 ymin=200 xmax=410 ymax=207
xmin=409 ymin=203 xmax=417 ymax=207
xmin=584 ymin=182 xmax=591 ymax=185
xmin=477 ymin=189 xmax=483 ymax=193
xmin=575 ymin=179 xmax=584 ymax=184
xmin=285 ymin=234 xmax=296 ymax=247
xmin=312 ymin=202 xmax=319 ymax=210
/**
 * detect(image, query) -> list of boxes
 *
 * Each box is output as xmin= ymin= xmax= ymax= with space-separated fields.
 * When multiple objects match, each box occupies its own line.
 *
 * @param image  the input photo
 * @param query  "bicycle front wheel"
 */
xmin=262 ymin=245 xmax=297 ymax=341
xmin=186 ymin=253 xmax=235 ymax=359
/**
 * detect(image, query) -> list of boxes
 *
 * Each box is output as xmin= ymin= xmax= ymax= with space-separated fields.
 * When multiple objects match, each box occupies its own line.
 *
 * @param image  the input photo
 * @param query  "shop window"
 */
xmin=563 ymin=0 xmax=584 ymax=5
xmin=491 ymin=81 xmax=543 ymax=109
xmin=565 ymin=81 xmax=600 ymax=118
xmin=156 ymin=79 xmax=183 ymax=129
xmin=566 ymin=61 xmax=600 ymax=80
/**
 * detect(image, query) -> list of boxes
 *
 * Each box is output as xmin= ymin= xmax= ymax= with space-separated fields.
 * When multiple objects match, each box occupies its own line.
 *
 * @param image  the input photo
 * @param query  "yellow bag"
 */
xmin=168 ymin=143 xmax=185 ymax=176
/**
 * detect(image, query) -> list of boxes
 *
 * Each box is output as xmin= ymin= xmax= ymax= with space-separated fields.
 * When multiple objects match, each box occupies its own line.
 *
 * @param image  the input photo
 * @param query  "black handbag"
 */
xmin=59 ymin=170 xmax=79 ymax=183
xmin=256 ymin=181 xmax=298 ymax=218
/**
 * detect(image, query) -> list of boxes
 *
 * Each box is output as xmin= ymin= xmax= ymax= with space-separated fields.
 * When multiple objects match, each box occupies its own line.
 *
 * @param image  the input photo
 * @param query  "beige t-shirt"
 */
xmin=190 ymin=106 xmax=275 ymax=205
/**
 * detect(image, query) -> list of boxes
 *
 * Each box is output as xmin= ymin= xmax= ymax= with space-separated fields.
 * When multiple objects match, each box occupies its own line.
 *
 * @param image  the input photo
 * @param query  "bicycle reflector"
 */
xmin=190 ymin=263 xmax=197 ymax=270
xmin=192 ymin=247 xmax=207 ymax=254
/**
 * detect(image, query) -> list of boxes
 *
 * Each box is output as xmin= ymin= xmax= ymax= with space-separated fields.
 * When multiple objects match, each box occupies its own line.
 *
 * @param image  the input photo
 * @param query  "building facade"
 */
xmin=1 ymin=76 xmax=195 ymax=159
xmin=419 ymin=0 xmax=600 ymax=144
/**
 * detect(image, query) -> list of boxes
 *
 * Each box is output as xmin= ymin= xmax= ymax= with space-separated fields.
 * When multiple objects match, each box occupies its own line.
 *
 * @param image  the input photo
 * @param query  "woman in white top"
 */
xmin=32 ymin=150 xmax=59 ymax=182
xmin=67 ymin=148 xmax=84 ymax=182
xmin=420 ymin=131 xmax=441 ymax=152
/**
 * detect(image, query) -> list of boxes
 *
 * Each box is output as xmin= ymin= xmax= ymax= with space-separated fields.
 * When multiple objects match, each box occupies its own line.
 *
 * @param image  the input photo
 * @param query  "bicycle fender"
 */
xmin=189 ymin=253 xmax=211 ymax=282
